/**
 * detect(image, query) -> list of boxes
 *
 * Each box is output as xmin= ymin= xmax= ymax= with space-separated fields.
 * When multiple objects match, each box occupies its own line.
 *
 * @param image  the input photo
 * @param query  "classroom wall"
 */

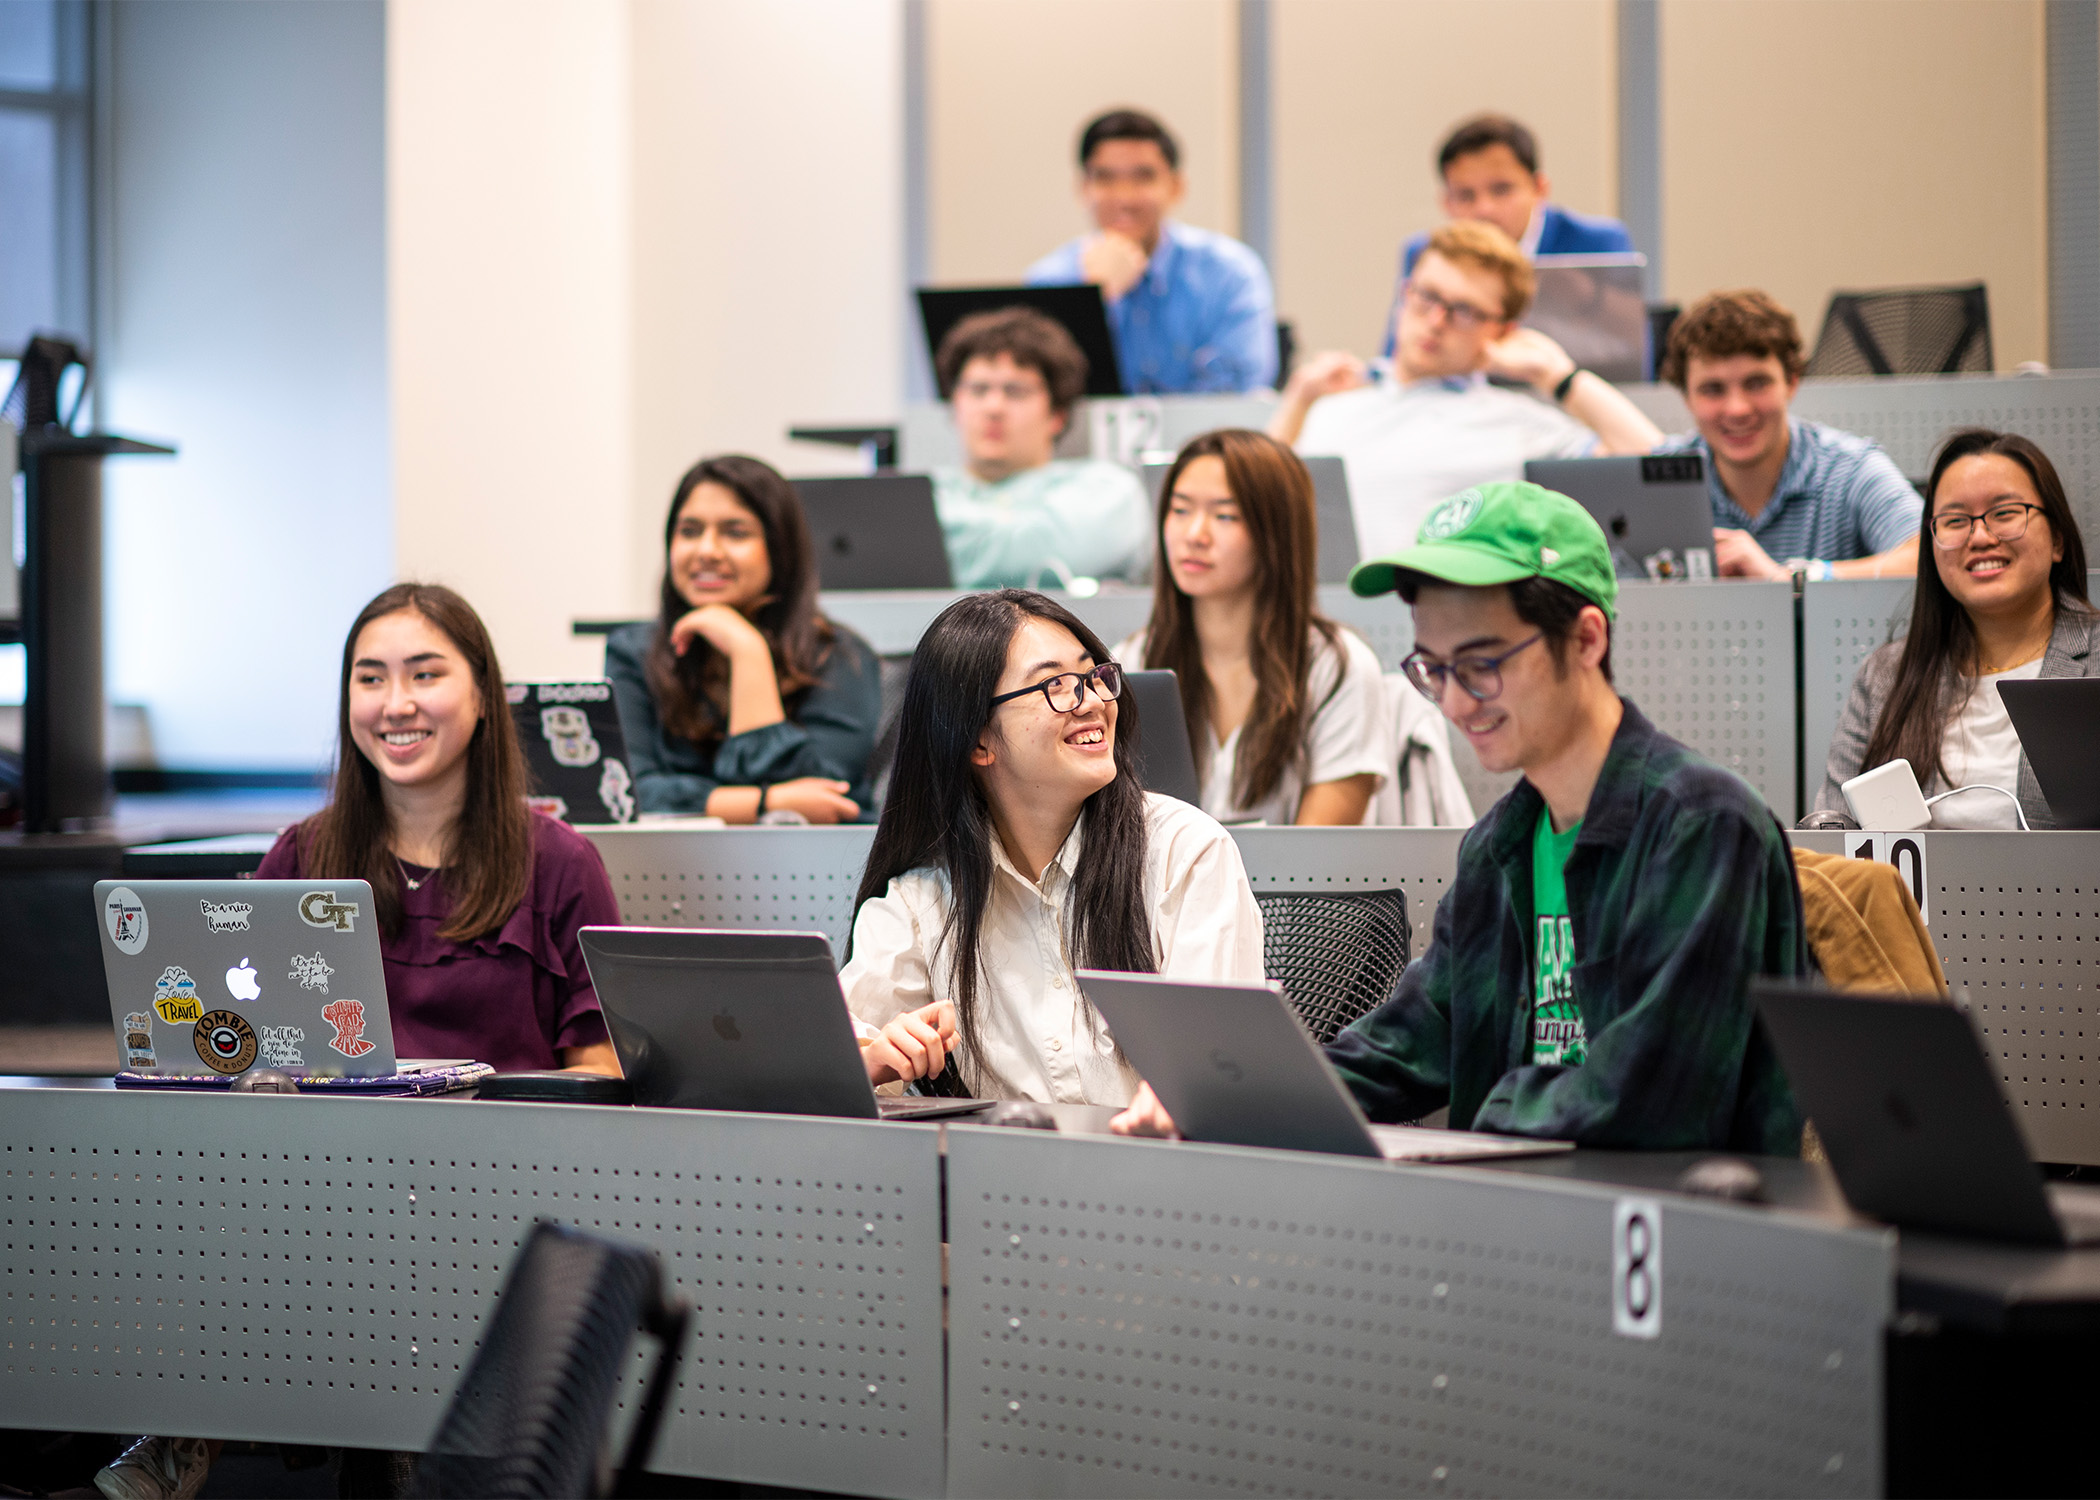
xmin=924 ymin=0 xmax=1240 ymax=284
xmin=1659 ymin=0 xmax=2048 ymax=371
xmin=98 ymin=0 xmax=391 ymax=770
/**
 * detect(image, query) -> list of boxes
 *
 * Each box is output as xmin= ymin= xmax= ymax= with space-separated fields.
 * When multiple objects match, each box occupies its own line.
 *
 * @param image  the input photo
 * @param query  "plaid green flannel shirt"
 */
xmin=1327 ymin=699 xmax=1807 ymax=1152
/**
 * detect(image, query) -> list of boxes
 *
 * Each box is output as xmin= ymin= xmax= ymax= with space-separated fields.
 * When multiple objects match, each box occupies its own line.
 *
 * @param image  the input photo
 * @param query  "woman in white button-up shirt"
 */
xmin=840 ymin=590 xmax=1266 ymax=1104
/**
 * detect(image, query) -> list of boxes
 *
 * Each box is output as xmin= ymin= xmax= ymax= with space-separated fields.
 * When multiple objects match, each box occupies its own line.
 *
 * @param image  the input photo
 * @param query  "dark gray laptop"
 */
xmin=1756 ymin=984 xmax=2100 ymax=1245
xmin=1526 ymin=254 xmax=1648 ymax=384
xmin=1525 ymin=454 xmax=1715 ymax=581
xmin=792 ymin=474 xmax=955 ymax=590
xmin=578 ymin=926 xmax=992 ymax=1119
xmin=506 ymin=680 xmax=635 ymax=825
xmin=1141 ymin=455 xmax=1360 ymax=584
xmin=1998 ymin=678 xmax=2100 ymax=829
xmin=1078 ymin=970 xmax=1573 ymax=1162
xmin=1121 ymin=668 xmax=1202 ymax=807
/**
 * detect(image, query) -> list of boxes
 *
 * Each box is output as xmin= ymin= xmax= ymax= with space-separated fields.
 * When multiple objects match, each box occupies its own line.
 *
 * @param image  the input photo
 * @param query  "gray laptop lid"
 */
xmin=1525 ymin=254 xmax=1648 ymax=384
xmin=506 ymin=681 xmax=636 ymax=826
xmin=1525 ymin=454 xmax=1715 ymax=581
xmin=95 ymin=878 xmax=396 ymax=1078
xmin=793 ymin=474 xmax=955 ymax=590
xmin=579 ymin=925 xmax=882 ymax=1117
xmin=1754 ymin=984 xmax=2067 ymax=1245
xmin=1141 ymin=455 xmax=1360 ymax=583
xmin=1998 ymin=678 xmax=2100 ymax=829
xmin=1121 ymin=669 xmax=1202 ymax=807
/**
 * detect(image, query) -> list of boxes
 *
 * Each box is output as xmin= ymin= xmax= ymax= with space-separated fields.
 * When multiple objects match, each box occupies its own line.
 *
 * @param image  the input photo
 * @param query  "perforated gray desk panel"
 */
xmin=0 ymin=1090 xmax=947 ymax=1499
xmin=944 ymin=1128 xmax=1889 ymax=1499
xmin=1800 ymin=580 xmax=1914 ymax=799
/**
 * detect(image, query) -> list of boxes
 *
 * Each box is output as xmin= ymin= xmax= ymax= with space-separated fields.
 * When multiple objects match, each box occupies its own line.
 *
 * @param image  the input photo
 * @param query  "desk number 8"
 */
xmin=1612 ymin=1197 xmax=1662 ymax=1339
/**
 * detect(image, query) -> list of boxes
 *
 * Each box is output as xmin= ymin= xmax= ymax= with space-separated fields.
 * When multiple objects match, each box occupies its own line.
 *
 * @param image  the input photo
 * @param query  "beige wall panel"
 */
xmin=628 ymin=0 xmax=904 ymax=608
xmin=389 ymin=0 xmax=634 ymax=681
xmin=1661 ymin=0 xmax=2046 ymax=371
xmin=927 ymin=0 xmax=1239 ymax=283
xmin=1274 ymin=0 xmax=1618 ymax=357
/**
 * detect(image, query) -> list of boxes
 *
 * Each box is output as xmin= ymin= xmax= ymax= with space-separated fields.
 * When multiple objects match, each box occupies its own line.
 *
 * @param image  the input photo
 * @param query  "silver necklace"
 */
xmin=396 ymin=856 xmax=430 ymax=891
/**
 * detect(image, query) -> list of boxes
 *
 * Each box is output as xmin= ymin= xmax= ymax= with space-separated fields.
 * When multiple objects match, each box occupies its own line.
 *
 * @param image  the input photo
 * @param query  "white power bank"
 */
xmin=1841 ymin=759 xmax=1933 ymax=831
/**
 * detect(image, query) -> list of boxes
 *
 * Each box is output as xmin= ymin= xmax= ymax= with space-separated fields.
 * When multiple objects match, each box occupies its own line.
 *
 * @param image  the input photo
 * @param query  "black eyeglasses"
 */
xmin=1929 ymin=502 xmax=2044 ymax=549
xmin=989 ymin=661 xmax=1124 ymax=714
xmin=1402 ymin=279 xmax=1500 ymax=332
xmin=1400 ymin=634 xmax=1543 ymax=703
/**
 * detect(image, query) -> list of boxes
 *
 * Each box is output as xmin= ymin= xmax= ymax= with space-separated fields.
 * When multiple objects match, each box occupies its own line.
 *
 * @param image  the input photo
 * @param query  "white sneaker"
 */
xmin=94 ymin=1436 xmax=212 ymax=1500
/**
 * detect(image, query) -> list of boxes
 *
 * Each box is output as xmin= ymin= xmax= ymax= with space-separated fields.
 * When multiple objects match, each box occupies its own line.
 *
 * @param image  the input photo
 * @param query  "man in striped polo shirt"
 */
xmin=1655 ymin=289 xmax=1923 ymax=582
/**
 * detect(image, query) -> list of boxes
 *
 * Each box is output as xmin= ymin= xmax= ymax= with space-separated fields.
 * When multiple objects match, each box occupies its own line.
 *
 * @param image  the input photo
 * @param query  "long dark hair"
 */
xmin=645 ymin=454 xmax=835 ymax=747
xmin=1863 ymin=428 xmax=2092 ymax=788
xmin=299 ymin=583 xmax=533 ymax=942
xmin=854 ymin=590 xmax=1155 ymax=1091
xmin=1140 ymin=429 xmax=1344 ymax=808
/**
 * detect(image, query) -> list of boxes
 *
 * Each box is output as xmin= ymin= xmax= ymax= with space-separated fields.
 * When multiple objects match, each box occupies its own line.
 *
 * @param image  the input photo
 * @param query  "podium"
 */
xmin=17 ymin=431 xmax=174 ymax=832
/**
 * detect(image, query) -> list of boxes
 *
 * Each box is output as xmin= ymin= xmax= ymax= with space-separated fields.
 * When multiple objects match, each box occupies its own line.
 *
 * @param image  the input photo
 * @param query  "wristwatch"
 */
xmin=1784 ymin=557 xmax=1834 ymax=583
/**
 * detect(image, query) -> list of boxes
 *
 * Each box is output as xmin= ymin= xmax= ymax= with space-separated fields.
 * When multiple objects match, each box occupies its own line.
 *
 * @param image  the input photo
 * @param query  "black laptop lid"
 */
xmin=1998 ymin=678 xmax=2100 ymax=829
xmin=506 ymin=682 xmax=636 ymax=825
xmin=917 ymin=285 xmax=1123 ymax=397
xmin=579 ymin=927 xmax=879 ymax=1118
xmin=1121 ymin=669 xmax=1202 ymax=807
xmin=1754 ymin=985 xmax=2063 ymax=1244
xmin=793 ymin=474 xmax=955 ymax=591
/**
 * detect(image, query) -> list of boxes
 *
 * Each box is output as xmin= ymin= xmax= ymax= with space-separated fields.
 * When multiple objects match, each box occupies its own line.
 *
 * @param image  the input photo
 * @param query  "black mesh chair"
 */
xmin=1804 ymin=284 xmax=1992 ymax=377
xmin=864 ymin=654 xmax=914 ymax=812
xmin=413 ymin=1221 xmax=689 ymax=1499
xmin=1255 ymin=889 xmax=1411 ymax=1044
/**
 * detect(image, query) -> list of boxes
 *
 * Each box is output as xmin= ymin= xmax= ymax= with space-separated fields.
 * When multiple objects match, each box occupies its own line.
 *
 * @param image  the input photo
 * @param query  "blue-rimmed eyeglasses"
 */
xmin=1400 ymin=634 xmax=1543 ymax=703
xmin=989 ymin=661 xmax=1124 ymax=714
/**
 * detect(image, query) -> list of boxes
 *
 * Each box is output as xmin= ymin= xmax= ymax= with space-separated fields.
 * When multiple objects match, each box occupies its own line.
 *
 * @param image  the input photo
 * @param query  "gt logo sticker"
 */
xmin=299 ymin=890 xmax=361 ymax=932
xmin=152 ymin=966 xmax=203 ymax=1025
xmin=105 ymin=886 xmax=150 ymax=955
xmin=322 ymin=999 xmax=376 ymax=1058
xmin=199 ymin=899 xmax=253 ymax=934
xmin=194 ymin=1009 xmax=258 ymax=1074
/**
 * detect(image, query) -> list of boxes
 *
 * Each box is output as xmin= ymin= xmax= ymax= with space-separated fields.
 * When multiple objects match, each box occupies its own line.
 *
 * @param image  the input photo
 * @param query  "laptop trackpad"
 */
xmin=2044 ymin=1182 xmax=2100 ymax=1246
xmin=1370 ymin=1124 xmax=1576 ymax=1163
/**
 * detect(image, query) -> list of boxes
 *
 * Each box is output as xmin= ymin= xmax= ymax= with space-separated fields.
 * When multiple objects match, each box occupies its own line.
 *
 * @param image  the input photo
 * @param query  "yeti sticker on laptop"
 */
xmin=541 ymin=705 xmax=601 ymax=768
xmin=199 ymin=899 xmax=253 ymax=934
xmin=322 ymin=999 xmax=376 ymax=1058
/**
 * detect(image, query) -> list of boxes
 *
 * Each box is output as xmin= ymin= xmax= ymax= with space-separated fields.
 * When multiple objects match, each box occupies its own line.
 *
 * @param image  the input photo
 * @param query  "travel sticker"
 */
xmin=123 ymin=1011 xmax=157 ymax=1071
xmin=105 ymin=886 xmax=149 ymax=955
xmin=541 ymin=705 xmax=601 ymax=767
xmin=151 ymin=966 xmax=203 ymax=1024
xmin=258 ymin=1025 xmax=305 ymax=1069
xmin=299 ymin=890 xmax=360 ymax=932
xmin=224 ymin=957 xmax=261 ymax=1002
xmin=598 ymin=758 xmax=635 ymax=823
xmin=193 ymin=1009 xmax=258 ymax=1074
xmin=322 ymin=999 xmax=376 ymax=1058
xmin=199 ymin=898 xmax=253 ymax=934
xmin=289 ymin=952 xmax=334 ymax=993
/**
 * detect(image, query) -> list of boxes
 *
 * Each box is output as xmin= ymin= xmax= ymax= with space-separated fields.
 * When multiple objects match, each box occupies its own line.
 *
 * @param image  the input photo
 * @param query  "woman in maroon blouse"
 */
xmin=255 ymin=583 xmax=620 ymax=1074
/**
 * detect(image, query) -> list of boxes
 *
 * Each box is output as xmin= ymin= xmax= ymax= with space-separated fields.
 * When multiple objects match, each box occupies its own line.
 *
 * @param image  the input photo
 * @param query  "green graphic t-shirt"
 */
xmin=1531 ymin=807 xmax=1588 ymax=1067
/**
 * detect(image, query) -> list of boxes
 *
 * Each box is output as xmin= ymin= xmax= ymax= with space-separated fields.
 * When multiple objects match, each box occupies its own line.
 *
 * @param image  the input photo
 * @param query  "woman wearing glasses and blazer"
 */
xmin=1817 ymin=429 xmax=2098 ymax=829
xmin=837 ymin=589 xmax=1266 ymax=1105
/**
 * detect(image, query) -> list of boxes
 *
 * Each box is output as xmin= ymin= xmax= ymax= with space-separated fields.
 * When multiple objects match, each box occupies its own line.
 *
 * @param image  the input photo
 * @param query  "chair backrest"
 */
xmin=1255 ymin=888 xmax=1410 ymax=1044
xmin=415 ymin=1221 xmax=689 ymax=1499
xmin=864 ymin=653 xmax=914 ymax=810
xmin=1804 ymin=284 xmax=1992 ymax=377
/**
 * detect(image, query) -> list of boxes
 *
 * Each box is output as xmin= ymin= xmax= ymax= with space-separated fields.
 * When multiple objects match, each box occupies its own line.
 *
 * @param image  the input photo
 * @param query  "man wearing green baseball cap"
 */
xmin=1118 ymin=481 xmax=1808 ymax=1150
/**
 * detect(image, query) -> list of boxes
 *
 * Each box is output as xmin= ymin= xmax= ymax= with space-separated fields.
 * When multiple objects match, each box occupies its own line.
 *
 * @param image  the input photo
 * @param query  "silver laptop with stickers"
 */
xmin=95 ymin=879 xmax=397 ymax=1078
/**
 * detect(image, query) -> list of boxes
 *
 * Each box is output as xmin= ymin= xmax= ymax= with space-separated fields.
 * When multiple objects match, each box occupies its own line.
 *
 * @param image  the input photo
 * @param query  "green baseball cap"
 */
xmin=1348 ymin=480 xmax=1618 ymax=618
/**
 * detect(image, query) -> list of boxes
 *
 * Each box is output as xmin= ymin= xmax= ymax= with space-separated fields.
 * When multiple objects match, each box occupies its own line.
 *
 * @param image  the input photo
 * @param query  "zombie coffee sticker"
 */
xmin=193 ymin=1009 xmax=258 ymax=1074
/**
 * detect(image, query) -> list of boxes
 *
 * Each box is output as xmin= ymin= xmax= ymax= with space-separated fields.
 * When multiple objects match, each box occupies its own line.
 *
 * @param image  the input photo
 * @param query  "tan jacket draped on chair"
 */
xmin=1791 ymin=848 xmax=1946 ymax=996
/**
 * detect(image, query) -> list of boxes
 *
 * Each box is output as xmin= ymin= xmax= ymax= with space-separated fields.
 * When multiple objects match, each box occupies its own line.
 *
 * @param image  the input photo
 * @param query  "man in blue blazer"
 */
xmin=1382 ymin=115 xmax=1633 ymax=353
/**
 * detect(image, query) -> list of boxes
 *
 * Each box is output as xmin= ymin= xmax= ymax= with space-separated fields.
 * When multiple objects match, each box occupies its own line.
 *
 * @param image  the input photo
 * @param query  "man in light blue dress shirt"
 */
xmin=1026 ymin=109 xmax=1277 ymax=395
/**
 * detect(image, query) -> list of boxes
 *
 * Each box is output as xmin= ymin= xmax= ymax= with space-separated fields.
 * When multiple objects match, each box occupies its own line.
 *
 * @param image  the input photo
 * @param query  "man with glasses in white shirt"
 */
xmin=1270 ymin=220 xmax=1662 ymax=566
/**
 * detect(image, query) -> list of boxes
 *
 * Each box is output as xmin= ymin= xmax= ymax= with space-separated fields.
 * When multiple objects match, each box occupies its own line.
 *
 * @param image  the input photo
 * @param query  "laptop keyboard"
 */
xmin=876 ymin=1096 xmax=995 ymax=1120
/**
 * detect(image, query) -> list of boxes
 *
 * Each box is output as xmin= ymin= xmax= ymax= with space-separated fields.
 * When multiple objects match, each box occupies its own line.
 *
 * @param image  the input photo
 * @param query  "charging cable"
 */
xmin=1924 ymin=784 xmax=2031 ymax=832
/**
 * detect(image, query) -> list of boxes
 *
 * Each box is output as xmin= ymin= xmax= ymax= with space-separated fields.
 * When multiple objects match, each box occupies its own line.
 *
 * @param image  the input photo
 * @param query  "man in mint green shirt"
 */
xmin=930 ymin=306 xmax=1151 ymax=590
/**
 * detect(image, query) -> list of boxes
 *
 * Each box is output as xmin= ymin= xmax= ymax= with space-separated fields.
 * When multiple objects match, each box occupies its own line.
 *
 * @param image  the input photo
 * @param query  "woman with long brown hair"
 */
xmin=254 ymin=583 xmax=620 ymax=1072
xmin=1116 ymin=429 xmax=1393 ymax=825
xmin=607 ymin=454 xmax=883 ymax=821
xmin=1818 ymin=428 xmax=2098 ymax=829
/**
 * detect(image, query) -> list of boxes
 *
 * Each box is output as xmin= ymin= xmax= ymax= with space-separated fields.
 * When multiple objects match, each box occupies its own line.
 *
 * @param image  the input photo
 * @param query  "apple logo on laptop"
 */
xmin=1209 ymin=1048 xmax=1243 ymax=1084
xmin=225 ymin=959 xmax=262 ymax=1003
xmin=713 ymin=1011 xmax=742 ymax=1042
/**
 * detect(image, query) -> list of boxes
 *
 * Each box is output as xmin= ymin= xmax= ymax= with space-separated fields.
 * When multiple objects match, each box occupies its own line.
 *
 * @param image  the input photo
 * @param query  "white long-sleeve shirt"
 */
xmin=839 ymin=792 xmax=1266 ymax=1105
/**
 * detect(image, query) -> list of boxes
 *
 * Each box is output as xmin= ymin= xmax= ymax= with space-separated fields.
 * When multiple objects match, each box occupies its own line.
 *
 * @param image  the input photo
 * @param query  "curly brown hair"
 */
xmin=933 ymin=307 xmax=1089 ymax=413
xmin=1662 ymin=289 xmax=1806 ymax=390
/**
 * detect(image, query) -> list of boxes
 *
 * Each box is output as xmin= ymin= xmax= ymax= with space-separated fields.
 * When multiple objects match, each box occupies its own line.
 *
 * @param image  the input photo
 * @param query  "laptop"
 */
xmin=1755 ymin=984 xmax=2100 ymax=1246
xmin=94 ymin=879 xmax=403 ymax=1080
xmin=792 ymin=474 xmax=955 ymax=591
xmin=578 ymin=926 xmax=994 ymax=1120
xmin=506 ymin=681 xmax=637 ymax=825
xmin=1525 ymin=454 xmax=1715 ymax=581
xmin=1120 ymin=668 xmax=1202 ymax=807
xmin=1525 ymin=253 xmax=1648 ymax=384
xmin=1141 ymin=455 xmax=1361 ymax=583
xmin=917 ymin=285 xmax=1124 ymax=398
xmin=1078 ymin=970 xmax=1574 ymax=1162
xmin=1998 ymin=678 xmax=2100 ymax=828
